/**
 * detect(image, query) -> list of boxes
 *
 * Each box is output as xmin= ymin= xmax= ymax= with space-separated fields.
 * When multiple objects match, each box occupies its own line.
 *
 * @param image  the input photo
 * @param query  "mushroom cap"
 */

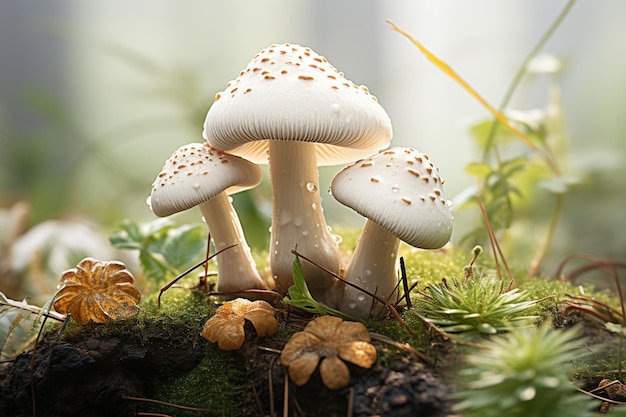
xmin=202 ymin=43 xmax=392 ymax=166
xmin=330 ymin=147 xmax=453 ymax=249
xmin=150 ymin=142 xmax=262 ymax=217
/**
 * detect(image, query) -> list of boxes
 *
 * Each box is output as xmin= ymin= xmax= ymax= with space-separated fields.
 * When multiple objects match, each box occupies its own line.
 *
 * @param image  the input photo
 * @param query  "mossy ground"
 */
xmin=2 ymin=240 xmax=624 ymax=416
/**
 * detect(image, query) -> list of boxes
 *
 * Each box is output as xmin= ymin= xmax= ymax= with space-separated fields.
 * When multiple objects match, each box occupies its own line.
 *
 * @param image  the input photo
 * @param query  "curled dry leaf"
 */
xmin=280 ymin=315 xmax=377 ymax=390
xmin=200 ymin=298 xmax=278 ymax=351
xmin=53 ymin=257 xmax=141 ymax=325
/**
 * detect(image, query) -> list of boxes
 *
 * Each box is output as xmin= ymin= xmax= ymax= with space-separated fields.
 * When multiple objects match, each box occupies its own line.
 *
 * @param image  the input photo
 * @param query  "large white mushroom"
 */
xmin=202 ymin=43 xmax=392 ymax=305
xmin=149 ymin=142 xmax=269 ymax=294
xmin=330 ymin=147 xmax=453 ymax=318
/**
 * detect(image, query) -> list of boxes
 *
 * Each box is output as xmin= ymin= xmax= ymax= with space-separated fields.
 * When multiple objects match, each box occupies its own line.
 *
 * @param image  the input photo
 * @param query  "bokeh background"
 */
xmin=1 ymin=0 xmax=625 ymax=300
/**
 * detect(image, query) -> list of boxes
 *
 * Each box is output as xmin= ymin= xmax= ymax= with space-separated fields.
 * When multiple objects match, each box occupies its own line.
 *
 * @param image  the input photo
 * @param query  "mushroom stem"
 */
xmin=337 ymin=219 xmax=400 ymax=318
xmin=198 ymin=192 xmax=269 ymax=293
xmin=268 ymin=140 xmax=343 ymax=304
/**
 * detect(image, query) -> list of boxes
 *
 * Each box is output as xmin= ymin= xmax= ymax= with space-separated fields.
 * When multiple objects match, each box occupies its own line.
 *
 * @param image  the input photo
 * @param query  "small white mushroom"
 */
xmin=330 ymin=147 xmax=453 ymax=318
xmin=149 ymin=143 xmax=269 ymax=294
xmin=202 ymin=43 xmax=392 ymax=306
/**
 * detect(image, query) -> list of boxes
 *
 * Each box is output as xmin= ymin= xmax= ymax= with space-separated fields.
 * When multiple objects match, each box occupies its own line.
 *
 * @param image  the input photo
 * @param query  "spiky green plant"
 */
xmin=419 ymin=268 xmax=542 ymax=334
xmin=454 ymin=323 xmax=598 ymax=417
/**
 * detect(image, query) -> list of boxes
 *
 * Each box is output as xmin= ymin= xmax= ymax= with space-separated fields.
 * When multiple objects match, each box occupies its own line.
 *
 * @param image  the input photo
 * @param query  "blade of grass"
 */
xmin=386 ymin=19 xmax=538 ymax=153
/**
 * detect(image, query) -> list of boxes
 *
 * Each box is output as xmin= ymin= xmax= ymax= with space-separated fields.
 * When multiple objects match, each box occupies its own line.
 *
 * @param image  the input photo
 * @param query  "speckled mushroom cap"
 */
xmin=330 ymin=147 xmax=453 ymax=249
xmin=202 ymin=43 xmax=392 ymax=166
xmin=150 ymin=143 xmax=262 ymax=217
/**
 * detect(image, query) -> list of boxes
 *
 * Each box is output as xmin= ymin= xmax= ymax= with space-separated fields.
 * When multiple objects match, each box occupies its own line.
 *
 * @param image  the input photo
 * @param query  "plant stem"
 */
xmin=483 ymin=0 xmax=577 ymax=163
xmin=529 ymin=192 xmax=564 ymax=276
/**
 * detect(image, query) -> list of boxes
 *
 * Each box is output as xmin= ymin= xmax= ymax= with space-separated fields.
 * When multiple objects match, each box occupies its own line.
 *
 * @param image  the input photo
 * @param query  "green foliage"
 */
xmin=454 ymin=323 xmax=598 ymax=417
xmin=284 ymin=256 xmax=357 ymax=321
xmin=417 ymin=247 xmax=542 ymax=334
xmin=109 ymin=218 xmax=208 ymax=286
xmin=420 ymin=273 xmax=540 ymax=334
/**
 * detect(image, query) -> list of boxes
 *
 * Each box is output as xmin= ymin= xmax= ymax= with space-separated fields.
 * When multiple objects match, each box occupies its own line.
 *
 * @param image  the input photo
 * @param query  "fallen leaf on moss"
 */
xmin=280 ymin=315 xmax=377 ymax=390
xmin=53 ymin=257 xmax=141 ymax=325
xmin=200 ymin=298 xmax=278 ymax=351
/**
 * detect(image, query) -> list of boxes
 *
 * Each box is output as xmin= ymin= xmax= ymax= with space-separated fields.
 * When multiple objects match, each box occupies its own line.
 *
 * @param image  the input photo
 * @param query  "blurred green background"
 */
xmin=1 ymin=0 xmax=625 ymax=300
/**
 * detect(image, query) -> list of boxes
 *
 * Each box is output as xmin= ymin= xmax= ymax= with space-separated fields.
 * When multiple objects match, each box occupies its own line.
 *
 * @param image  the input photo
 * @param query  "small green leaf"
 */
xmin=161 ymin=224 xmax=207 ymax=270
xmin=284 ymin=256 xmax=358 ymax=321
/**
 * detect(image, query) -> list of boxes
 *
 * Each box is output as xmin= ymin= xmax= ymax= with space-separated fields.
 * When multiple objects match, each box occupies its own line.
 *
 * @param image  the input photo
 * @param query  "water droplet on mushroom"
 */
xmin=306 ymin=182 xmax=317 ymax=192
xmin=274 ymin=240 xmax=279 ymax=246
xmin=277 ymin=209 xmax=292 ymax=225
xmin=365 ymin=270 xmax=372 ymax=276
xmin=348 ymin=302 xmax=357 ymax=309
xmin=302 ymin=230 xmax=309 ymax=236
xmin=268 ymin=226 xmax=272 ymax=233
xmin=274 ymin=250 xmax=279 ymax=255
xmin=332 ymin=234 xmax=342 ymax=244
xmin=311 ymin=202 xmax=318 ymax=210
xmin=391 ymin=185 xmax=400 ymax=193
xmin=145 ymin=196 xmax=152 ymax=208
xmin=357 ymin=294 xmax=365 ymax=302
xmin=294 ymin=217 xmax=303 ymax=227
xmin=192 ymin=181 xmax=200 ymax=190
xmin=446 ymin=200 xmax=453 ymax=208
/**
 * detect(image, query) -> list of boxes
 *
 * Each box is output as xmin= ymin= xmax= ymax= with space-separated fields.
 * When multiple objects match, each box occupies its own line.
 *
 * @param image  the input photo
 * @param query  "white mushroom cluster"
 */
xmin=148 ymin=43 xmax=453 ymax=316
xmin=203 ymin=43 xmax=392 ymax=306
xmin=331 ymin=147 xmax=454 ymax=318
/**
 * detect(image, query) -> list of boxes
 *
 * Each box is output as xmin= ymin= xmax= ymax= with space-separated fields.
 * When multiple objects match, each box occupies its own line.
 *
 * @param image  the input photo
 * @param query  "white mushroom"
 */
xmin=202 ymin=43 xmax=392 ymax=305
xmin=330 ymin=147 xmax=453 ymax=318
xmin=149 ymin=142 xmax=269 ymax=294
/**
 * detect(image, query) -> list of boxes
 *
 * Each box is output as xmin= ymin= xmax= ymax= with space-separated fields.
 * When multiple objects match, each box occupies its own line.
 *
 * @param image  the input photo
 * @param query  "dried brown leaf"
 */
xmin=280 ymin=315 xmax=377 ymax=390
xmin=200 ymin=298 xmax=278 ymax=351
xmin=53 ymin=257 xmax=140 ymax=325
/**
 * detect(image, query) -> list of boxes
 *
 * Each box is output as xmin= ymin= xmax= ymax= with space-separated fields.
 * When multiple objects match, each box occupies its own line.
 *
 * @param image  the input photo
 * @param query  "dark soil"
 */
xmin=1 ymin=320 xmax=207 ymax=417
xmin=2 ymin=301 xmax=618 ymax=417
xmin=0 ymin=306 xmax=455 ymax=417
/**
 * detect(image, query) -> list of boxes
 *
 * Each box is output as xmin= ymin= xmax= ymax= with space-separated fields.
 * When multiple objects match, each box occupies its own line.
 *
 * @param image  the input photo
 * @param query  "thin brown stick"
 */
xmin=250 ymin=382 xmax=264 ymax=417
xmin=208 ymin=288 xmax=283 ymax=303
xmin=399 ymin=257 xmax=412 ymax=309
xmin=283 ymin=372 xmax=289 ymax=417
xmin=291 ymin=249 xmax=417 ymax=337
xmin=158 ymin=244 xmax=236 ymax=306
xmin=578 ymin=387 xmax=625 ymax=405
xmin=122 ymin=395 xmax=207 ymax=412
xmin=202 ymin=232 xmax=211 ymax=289
xmin=476 ymin=195 xmax=515 ymax=289
xmin=347 ymin=387 xmax=354 ymax=417
xmin=554 ymin=253 xmax=626 ymax=283
xmin=257 ymin=346 xmax=282 ymax=355
xmin=589 ymin=379 xmax=621 ymax=394
xmin=0 ymin=299 xmax=65 ymax=322
xmin=529 ymin=193 xmax=564 ymax=276
xmin=369 ymin=332 xmax=429 ymax=363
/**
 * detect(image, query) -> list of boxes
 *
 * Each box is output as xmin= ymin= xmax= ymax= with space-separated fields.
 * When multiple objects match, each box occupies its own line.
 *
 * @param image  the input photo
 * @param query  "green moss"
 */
xmin=56 ymin=287 xmax=213 ymax=342
xmin=151 ymin=346 xmax=246 ymax=417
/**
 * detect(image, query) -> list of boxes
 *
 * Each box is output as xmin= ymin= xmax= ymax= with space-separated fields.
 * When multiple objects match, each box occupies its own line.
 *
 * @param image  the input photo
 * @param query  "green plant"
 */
xmin=454 ymin=323 xmax=598 ymax=417
xmin=388 ymin=3 xmax=584 ymax=275
xmin=418 ymin=247 xmax=543 ymax=334
xmin=284 ymin=255 xmax=357 ymax=321
xmin=109 ymin=218 xmax=208 ymax=286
